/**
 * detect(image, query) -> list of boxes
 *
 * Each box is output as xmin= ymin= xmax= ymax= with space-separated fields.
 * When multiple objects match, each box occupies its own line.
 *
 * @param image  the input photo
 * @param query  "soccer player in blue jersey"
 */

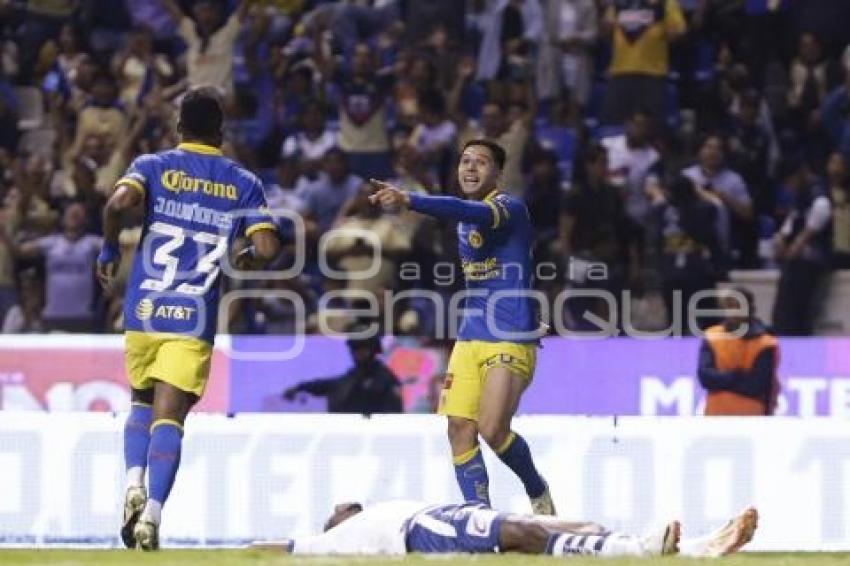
xmin=370 ymin=139 xmax=554 ymax=514
xmin=96 ymin=87 xmax=280 ymax=550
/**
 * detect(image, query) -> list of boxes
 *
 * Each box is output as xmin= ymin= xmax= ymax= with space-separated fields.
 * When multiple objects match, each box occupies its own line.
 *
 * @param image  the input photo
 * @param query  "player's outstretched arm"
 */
xmin=97 ymin=183 xmax=142 ymax=289
xmin=369 ymin=179 xmax=497 ymax=226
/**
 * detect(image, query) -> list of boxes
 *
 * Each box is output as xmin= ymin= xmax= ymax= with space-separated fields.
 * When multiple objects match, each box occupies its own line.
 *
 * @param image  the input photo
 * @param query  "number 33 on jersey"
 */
xmin=119 ymin=142 xmax=276 ymax=343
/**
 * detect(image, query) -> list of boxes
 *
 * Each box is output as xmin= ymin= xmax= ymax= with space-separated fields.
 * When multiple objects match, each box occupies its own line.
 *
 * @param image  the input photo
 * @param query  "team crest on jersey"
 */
xmin=468 ymin=230 xmax=483 ymax=249
xmin=135 ymin=299 xmax=154 ymax=321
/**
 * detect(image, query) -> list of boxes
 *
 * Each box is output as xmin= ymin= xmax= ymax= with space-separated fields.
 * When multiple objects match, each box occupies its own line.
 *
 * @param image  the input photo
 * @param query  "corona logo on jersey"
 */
xmin=135 ymin=299 xmax=155 ymax=321
xmin=468 ymin=230 xmax=483 ymax=249
xmin=462 ymin=257 xmax=499 ymax=281
xmin=160 ymin=169 xmax=238 ymax=201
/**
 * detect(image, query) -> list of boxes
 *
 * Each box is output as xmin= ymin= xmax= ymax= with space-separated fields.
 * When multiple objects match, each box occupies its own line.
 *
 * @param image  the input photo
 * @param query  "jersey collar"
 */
xmin=177 ymin=142 xmax=223 ymax=156
xmin=483 ymin=189 xmax=500 ymax=201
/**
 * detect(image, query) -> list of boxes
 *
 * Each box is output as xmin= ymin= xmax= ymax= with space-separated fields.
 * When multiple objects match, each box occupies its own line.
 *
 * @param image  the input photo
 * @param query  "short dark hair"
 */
xmin=179 ymin=87 xmax=224 ymax=141
xmin=462 ymin=139 xmax=506 ymax=170
xmin=730 ymin=286 xmax=755 ymax=314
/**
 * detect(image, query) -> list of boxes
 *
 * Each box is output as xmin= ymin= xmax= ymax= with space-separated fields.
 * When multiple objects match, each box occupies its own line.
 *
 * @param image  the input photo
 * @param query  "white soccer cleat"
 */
xmin=530 ymin=483 xmax=556 ymax=516
xmin=121 ymin=486 xmax=147 ymax=549
xmin=640 ymin=520 xmax=681 ymax=556
xmin=700 ymin=507 xmax=759 ymax=557
xmin=134 ymin=519 xmax=159 ymax=551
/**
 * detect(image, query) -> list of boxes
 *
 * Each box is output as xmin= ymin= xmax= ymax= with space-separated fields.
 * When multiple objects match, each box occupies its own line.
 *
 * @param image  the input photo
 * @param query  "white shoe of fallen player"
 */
xmin=530 ymin=483 xmax=556 ymax=516
xmin=685 ymin=506 xmax=759 ymax=558
xmin=640 ymin=520 xmax=681 ymax=556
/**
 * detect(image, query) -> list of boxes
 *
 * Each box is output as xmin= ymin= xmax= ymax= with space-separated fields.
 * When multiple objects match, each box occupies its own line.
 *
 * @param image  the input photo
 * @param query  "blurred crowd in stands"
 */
xmin=1 ymin=0 xmax=850 ymax=337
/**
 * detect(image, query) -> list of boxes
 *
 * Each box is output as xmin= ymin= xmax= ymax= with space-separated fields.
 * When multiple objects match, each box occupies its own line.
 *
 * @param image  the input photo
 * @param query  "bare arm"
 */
xmin=159 ymin=0 xmax=184 ymax=22
xmin=97 ymin=183 xmax=143 ymax=288
xmin=601 ymin=5 xmax=616 ymax=40
xmin=234 ymin=0 xmax=252 ymax=22
xmin=557 ymin=212 xmax=575 ymax=257
xmin=15 ymin=240 xmax=43 ymax=260
xmin=717 ymin=191 xmax=754 ymax=222
xmin=447 ymin=57 xmax=475 ymax=126
xmin=250 ymin=228 xmax=281 ymax=265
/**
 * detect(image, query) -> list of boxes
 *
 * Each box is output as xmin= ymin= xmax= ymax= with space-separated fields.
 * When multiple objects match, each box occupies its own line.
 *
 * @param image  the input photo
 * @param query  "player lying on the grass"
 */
xmin=251 ymin=500 xmax=758 ymax=558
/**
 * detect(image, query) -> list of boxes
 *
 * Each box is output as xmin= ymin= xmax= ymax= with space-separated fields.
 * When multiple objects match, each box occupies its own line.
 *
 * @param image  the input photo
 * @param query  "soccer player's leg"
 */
xmin=501 ymin=516 xmax=680 ymax=557
xmin=679 ymin=506 xmax=759 ymax=557
xmin=135 ymin=336 xmax=211 ymax=551
xmin=438 ymin=342 xmax=490 ymax=505
xmin=477 ymin=343 xmax=553 ymax=514
xmin=121 ymin=332 xmax=158 ymax=548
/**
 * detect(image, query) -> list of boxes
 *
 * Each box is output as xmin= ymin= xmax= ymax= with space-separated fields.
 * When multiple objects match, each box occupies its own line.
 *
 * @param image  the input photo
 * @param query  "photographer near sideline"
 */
xmin=283 ymin=327 xmax=403 ymax=415
xmin=698 ymin=287 xmax=780 ymax=416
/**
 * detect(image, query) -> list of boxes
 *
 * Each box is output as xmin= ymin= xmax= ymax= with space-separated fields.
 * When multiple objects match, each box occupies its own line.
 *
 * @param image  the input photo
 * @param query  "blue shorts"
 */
xmin=405 ymin=503 xmax=504 ymax=554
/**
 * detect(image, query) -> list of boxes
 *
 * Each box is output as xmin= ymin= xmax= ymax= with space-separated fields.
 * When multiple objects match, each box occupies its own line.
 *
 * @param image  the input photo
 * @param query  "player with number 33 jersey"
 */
xmin=97 ymin=88 xmax=280 ymax=551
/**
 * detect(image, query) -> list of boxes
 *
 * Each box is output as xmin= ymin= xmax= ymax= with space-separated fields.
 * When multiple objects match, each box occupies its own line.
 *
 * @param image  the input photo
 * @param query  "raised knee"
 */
xmin=479 ymin=422 xmax=509 ymax=451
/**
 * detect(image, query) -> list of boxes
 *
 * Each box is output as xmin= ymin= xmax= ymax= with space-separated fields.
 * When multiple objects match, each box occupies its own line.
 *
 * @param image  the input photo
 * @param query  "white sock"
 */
xmin=140 ymin=499 xmax=162 ymax=525
xmin=597 ymin=533 xmax=644 ymax=557
xmin=678 ymin=535 xmax=711 ymax=557
xmin=126 ymin=467 xmax=145 ymax=489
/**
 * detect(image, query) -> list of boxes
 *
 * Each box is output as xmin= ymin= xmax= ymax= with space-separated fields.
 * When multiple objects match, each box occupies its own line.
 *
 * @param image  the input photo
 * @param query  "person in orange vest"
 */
xmin=698 ymin=287 xmax=780 ymax=416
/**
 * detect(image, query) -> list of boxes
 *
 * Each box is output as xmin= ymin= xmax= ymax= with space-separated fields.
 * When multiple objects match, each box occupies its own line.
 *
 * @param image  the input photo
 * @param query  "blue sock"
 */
xmin=453 ymin=445 xmax=490 ymax=505
xmin=496 ymin=432 xmax=546 ymax=498
xmin=124 ymin=403 xmax=152 ymax=481
xmin=147 ymin=420 xmax=183 ymax=506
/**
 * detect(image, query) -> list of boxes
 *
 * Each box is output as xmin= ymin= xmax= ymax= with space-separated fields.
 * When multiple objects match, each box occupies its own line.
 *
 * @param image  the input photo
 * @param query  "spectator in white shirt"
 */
xmin=407 ymin=89 xmax=456 ymax=182
xmin=281 ymin=100 xmax=338 ymax=179
xmin=161 ymin=0 xmax=251 ymax=95
xmin=601 ymin=109 xmax=662 ymax=232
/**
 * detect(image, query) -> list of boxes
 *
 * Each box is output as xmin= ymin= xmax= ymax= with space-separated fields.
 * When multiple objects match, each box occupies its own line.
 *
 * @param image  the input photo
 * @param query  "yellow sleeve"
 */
xmin=114 ymin=177 xmax=146 ymax=195
xmin=664 ymin=0 xmax=686 ymax=36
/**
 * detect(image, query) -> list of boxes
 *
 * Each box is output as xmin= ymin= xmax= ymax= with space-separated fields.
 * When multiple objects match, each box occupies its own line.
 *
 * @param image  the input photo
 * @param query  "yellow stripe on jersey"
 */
xmin=484 ymin=199 xmax=500 ymax=229
xmin=116 ymin=177 xmax=146 ymax=195
xmin=245 ymin=222 xmax=277 ymax=238
xmin=177 ymin=142 xmax=224 ymax=156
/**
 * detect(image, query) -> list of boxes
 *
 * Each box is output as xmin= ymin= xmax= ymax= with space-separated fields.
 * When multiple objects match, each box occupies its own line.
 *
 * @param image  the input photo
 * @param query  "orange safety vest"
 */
xmin=703 ymin=324 xmax=779 ymax=416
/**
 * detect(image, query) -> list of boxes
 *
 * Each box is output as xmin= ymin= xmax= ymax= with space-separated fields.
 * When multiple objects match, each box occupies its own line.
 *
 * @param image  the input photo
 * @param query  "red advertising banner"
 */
xmin=0 ymin=336 xmax=227 ymax=412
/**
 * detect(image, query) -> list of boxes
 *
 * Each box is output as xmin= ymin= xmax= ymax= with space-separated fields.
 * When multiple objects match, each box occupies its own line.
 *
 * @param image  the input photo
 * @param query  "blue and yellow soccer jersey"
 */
xmin=118 ymin=142 xmax=276 ymax=343
xmin=409 ymin=190 xmax=538 ymax=342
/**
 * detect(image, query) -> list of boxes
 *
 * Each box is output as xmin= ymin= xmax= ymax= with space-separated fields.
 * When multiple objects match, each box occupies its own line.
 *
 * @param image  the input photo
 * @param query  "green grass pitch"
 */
xmin=1 ymin=551 xmax=849 ymax=566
